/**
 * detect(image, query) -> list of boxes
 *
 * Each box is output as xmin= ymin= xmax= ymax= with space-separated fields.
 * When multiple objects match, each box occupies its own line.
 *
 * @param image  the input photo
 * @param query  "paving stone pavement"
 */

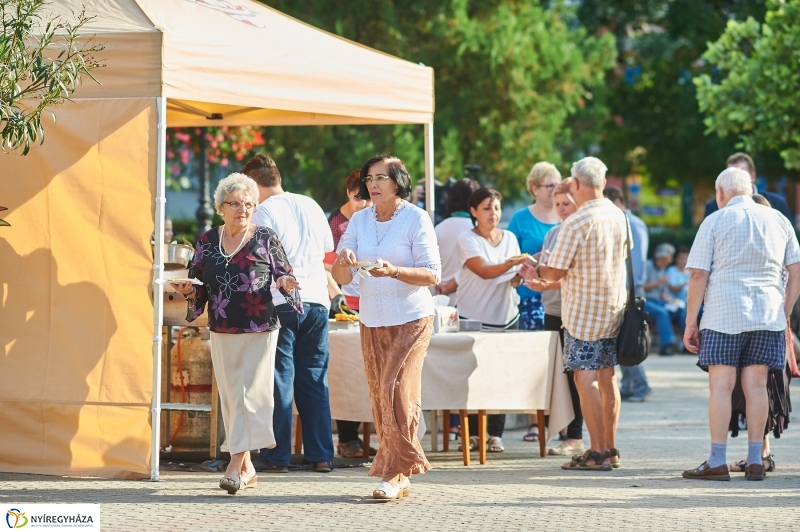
xmin=2 ymin=356 xmax=799 ymax=531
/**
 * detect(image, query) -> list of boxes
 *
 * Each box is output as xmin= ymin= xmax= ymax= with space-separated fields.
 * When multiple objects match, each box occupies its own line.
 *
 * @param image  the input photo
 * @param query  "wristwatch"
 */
xmin=535 ymin=264 xmax=543 ymax=278
xmin=392 ymin=267 xmax=401 ymax=279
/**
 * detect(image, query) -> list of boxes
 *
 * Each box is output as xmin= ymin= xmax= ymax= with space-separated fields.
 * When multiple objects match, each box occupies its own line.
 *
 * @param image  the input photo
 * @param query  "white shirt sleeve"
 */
xmin=312 ymin=202 xmax=335 ymax=253
xmin=686 ymin=218 xmax=714 ymax=272
xmin=783 ymin=219 xmax=800 ymax=267
xmin=457 ymin=230 xmax=483 ymax=265
xmin=411 ymin=211 xmax=441 ymax=283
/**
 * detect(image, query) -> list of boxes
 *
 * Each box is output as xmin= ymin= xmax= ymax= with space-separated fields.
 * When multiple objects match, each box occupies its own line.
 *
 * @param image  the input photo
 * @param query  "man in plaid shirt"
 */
xmin=531 ymin=156 xmax=627 ymax=471
xmin=682 ymin=167 xmax=800 ymax=481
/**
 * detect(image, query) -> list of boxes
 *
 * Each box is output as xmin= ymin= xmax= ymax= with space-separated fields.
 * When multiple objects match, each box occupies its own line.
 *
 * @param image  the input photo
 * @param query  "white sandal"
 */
xmin=239 ymin=468 xmax=258 ymax=490
xmin=372 ymin=477 xmax=407 ymax=500
xmin=487 ymin=436 xmax=505 ymax=453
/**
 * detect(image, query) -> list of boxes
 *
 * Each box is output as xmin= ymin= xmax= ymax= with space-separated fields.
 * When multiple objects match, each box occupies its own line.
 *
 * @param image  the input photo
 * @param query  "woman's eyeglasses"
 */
xmin=539 ymin=184 xmax=557 ymax=191
xmin=362 ymin=174 xmax=390 ymax=185
xmin=221 ymin=201 xmax=257 ymax=211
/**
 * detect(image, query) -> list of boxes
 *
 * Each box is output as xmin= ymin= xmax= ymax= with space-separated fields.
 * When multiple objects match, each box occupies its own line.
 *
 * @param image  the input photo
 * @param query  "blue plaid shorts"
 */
xmin=698 ymin=329 xmax=785 ymax=370
xmin=563 ymin=329 xmax=617 ymax=371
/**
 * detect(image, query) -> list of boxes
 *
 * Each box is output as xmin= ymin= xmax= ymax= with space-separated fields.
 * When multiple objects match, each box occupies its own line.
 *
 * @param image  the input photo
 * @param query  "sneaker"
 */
xmin=548 ymin=440 xmax=585 ymax=456
xmin=660 ymin=344 xmax=676 ymax=356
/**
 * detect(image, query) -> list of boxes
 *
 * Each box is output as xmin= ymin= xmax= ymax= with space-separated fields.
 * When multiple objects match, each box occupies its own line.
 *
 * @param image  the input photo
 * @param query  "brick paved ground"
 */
xmin=2 ymin=356 xmax=799 ymax=531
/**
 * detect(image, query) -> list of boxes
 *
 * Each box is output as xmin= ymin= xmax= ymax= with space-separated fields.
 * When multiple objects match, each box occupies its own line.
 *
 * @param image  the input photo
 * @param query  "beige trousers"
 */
xmin=360 ymin=316 xmax=433 ymax=478
xmin=210 ymin=330 xmax=278 ymax=454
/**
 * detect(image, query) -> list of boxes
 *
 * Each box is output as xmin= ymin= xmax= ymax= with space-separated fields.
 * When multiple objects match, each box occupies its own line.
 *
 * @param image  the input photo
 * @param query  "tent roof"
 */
xmin=43 ymin=0 xmax=434 ymax=126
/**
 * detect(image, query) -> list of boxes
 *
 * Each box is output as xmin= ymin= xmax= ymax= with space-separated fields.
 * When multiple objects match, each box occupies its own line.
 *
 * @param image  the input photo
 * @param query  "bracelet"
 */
xmin=392 ymin=267 xmax=401 ymax=279
xmin=535 ymin=264 xmax=543 ymax=278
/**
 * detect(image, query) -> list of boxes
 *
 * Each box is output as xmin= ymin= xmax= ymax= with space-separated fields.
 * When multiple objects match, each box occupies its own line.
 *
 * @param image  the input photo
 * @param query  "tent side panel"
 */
xmin=0 ymin=99 xmax=157 ymax=478
xmin=0 ymin=402 xmax=150 ymax=479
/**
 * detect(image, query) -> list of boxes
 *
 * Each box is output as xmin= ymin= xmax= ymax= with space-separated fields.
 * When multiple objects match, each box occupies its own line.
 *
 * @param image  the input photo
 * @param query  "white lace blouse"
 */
xmin=338 ymin=201 xmax=441 ymax=327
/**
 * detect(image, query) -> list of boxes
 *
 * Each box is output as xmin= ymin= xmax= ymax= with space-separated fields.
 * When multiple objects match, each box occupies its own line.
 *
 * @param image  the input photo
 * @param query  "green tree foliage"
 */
xmin=255 ymin=1 xmax=615 ymax=207
xmin=695 ymin=0 xmax=800 ymax=170
xmin=577 ymin=0 xmax=768 ymax=183
xmin=0 ymin=0 xmax=103 ymax=155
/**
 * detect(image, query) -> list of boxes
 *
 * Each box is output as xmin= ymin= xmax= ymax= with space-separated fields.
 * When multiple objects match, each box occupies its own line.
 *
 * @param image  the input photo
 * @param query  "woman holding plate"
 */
xmin=331 ymin=155 xmax=441 ymax=500
xmin=456 ymin=187 xmax=527 ymax=453
xmin=171 ymin=173 xmax=301 ymax=495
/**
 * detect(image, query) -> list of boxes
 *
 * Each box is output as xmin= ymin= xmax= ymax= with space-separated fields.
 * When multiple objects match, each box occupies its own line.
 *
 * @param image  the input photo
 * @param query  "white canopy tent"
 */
xmin=0 ymin=0 xmax=434 ymax=480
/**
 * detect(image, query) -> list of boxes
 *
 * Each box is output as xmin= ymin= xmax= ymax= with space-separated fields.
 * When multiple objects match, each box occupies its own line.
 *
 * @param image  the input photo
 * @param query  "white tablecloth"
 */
xmin=328 ymin=329 xmax=573 ymax=440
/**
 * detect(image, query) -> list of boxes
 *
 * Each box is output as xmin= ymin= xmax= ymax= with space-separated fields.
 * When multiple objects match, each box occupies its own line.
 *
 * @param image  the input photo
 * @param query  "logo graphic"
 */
xmin=185 ymin=0 xmax=265 ymax=28
xmin=5 ymin=509 xmax=28 ymax=529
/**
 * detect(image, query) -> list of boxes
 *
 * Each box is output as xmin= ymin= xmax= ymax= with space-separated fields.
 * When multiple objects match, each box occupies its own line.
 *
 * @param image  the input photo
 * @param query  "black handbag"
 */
xmin=616 ymin=215 xmax=650 ymax=366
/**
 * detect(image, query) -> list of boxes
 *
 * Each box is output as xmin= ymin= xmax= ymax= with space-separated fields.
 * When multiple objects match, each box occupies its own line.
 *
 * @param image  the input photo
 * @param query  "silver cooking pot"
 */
xmin=154 ymin=243 xmax=195 ymax=271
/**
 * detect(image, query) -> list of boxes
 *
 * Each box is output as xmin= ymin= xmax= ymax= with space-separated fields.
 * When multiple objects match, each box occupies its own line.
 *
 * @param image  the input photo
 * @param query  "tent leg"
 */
xmin=150 ymin=96 xmax=167 ymax=482
xmin=424 ymin=123 xmax=434 ymax=220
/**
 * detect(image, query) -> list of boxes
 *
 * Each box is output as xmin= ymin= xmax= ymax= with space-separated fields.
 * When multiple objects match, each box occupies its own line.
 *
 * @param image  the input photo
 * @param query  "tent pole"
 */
xmin=150 ymin=96 xmax=167 ymax=481
xmin=424 ymin=123 xmax=434 ymax=220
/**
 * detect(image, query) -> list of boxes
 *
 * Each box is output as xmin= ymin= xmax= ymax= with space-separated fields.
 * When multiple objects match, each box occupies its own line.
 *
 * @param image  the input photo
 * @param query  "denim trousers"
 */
xmin=644 ymin=299 xmax=685 ymax=347
xmin=260 ymin=303 xmax=334 ymax=466
xmin=620 ymin=364 xmax=651 ymax=398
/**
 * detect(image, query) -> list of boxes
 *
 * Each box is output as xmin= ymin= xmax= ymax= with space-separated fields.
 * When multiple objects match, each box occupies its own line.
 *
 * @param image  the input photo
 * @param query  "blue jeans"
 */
xmin=259 ymin=303 xmax=334 ymax=466
xmin=644 ymin=299 xmax=685 ymax=347
xmin=620 ymin=364 xmax=651 ymax=399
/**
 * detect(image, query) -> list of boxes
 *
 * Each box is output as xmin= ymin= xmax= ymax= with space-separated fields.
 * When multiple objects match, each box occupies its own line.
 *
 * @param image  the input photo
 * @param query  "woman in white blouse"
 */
xmin=332 ymin=155 xmax=441 ymax=500
xmin=456 ymin=187 xmax=527 ymax=453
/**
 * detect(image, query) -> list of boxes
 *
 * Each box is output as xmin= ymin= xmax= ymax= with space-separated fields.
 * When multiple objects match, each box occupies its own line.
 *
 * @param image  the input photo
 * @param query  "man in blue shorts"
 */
xmin=682 ymin=167 xmax=800 ymax=481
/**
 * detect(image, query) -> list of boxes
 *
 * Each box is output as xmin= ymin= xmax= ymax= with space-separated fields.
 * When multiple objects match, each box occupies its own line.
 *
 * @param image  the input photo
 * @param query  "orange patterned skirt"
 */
xmin=360 ymin=316 xmax=433 ymax=478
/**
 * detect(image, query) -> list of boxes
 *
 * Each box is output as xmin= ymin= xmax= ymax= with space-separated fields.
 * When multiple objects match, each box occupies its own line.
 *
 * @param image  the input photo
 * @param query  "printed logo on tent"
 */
xmin=5 ymin=509 xmax=28 ymax=529
xmin=185 ymin=0 xmax=265 ymax=28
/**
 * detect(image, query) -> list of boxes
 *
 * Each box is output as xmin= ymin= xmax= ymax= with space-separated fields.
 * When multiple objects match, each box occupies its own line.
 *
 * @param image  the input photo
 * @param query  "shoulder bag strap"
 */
xmin=624 ymin=214 xmax=636 ymax=307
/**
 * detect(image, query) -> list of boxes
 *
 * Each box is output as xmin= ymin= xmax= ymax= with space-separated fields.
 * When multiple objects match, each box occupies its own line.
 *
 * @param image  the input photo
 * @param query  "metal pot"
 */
xmin=155 ymin=243 xmax=194 ymax=271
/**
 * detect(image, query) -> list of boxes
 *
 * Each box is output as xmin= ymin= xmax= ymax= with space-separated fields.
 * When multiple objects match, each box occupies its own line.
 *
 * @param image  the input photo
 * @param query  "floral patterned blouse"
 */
xmin=186 ymin=226 xmax=303 ymax=333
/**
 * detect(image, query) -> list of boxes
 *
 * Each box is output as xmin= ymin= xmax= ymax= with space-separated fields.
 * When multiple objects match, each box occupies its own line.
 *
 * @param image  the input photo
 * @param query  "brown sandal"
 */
xmin=607 ymin=447 xmax=621 ymax=468
xmin=562 ymin=450 xmax=610 ymax=471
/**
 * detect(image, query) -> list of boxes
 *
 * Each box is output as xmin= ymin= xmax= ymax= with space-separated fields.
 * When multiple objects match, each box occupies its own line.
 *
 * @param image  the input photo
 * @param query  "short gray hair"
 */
xmin=214 ymin=173 xmax=259 ymax=210
xmin=654 ymin=243 xmax=675 ymax=259
xmin=570 ymin=157 xmax=607 ymax=188
xmin=715 ymin=167 xmax=752 ymax=196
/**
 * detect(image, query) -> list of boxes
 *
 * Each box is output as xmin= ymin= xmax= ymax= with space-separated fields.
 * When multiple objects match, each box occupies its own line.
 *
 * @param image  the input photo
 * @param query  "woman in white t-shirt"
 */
xmin=434 ymin=178 xmax=480 ymax=304
xmin=456 ymin=187 xmax=527 ymax=453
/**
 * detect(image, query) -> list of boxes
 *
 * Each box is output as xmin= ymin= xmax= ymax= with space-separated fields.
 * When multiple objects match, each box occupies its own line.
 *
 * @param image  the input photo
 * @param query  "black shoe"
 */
xmin=660 ymin=344 xmax=676 ymax=356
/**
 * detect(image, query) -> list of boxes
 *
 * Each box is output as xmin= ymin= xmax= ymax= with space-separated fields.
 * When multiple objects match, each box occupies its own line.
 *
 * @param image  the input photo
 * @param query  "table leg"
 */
xmin=442 ymin=410 xmax=450 ymax=452
xmin=430 ymin=410 xmax=439 ymax=452
xmin=537 ymin=409 xmax=546 ymax=458
xmin=477 ymin=410 xmax=487 ymax=465
xmin=362 ymin=422 xmax=371 ymax=459
xmin=459 ymin=410 xmax=470 ymax=466
xmin=294 ymin=416 xmax=303 ymax=455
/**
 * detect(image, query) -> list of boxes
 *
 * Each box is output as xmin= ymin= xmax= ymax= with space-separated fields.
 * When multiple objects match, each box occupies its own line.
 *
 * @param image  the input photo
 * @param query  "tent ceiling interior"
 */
xmin=43 ymin=0 xmax=435 ymax=126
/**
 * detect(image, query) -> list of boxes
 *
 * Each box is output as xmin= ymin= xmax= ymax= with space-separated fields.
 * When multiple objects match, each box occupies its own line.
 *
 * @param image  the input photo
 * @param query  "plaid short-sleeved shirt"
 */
xmin=687 ymin=195 xmax=800 ymax=333
xmin=547 ymin=198 xmax=628 ymax=341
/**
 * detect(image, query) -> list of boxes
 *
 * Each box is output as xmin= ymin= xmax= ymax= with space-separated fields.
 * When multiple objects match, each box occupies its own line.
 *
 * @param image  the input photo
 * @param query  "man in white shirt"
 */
xmin=242 ymin=154 xmax=335 ymax=472
xmin=682 ymin=167 xmax=800 ymax=482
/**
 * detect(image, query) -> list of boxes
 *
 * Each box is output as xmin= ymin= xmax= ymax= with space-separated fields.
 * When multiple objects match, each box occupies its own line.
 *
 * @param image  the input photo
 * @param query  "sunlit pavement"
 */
xmin=2 ymin=355 xmax=799 ymax=531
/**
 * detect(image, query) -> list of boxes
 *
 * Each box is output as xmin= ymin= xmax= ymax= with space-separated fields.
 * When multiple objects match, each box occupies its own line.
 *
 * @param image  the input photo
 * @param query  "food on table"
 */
xmin=334 ymin=313 xmax=359 ymax=322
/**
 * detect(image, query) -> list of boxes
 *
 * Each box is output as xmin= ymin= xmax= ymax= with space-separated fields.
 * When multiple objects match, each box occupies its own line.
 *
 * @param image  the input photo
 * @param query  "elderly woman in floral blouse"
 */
xmin=171 ymin=173 xmax=301 ymax=495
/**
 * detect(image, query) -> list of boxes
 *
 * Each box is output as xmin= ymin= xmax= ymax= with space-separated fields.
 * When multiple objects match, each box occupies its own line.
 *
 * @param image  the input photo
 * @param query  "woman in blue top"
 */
xmin=507 ymin=161 xmax=561 ymax=331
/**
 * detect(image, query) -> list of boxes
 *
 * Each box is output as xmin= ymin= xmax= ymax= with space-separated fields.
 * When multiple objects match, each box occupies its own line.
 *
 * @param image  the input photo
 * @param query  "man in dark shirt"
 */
xmin=704 ymin=153 xmax=792 ymax=221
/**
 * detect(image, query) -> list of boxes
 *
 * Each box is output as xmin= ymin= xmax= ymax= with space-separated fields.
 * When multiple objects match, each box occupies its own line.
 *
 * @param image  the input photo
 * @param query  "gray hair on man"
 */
xmin=715 ymin=167 xmax=752 ymax=196
xmin=571 ymin=157 xmax=608 ymax=188
xmin=214 ymin=172 xmax=260 ymax=210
